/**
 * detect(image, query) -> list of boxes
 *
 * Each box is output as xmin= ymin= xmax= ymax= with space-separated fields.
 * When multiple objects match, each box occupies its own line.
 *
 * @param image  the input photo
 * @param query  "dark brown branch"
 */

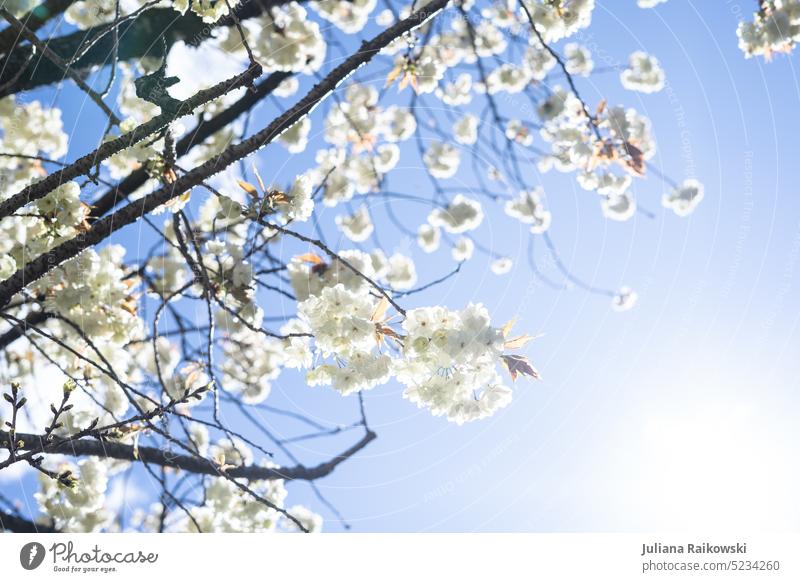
xmin=0 ymin=310 xmax=53 ymax=350
xmin=0 ymin=509 xmax=58 ymax=533
xmin=1 ymin=429 xmax=377 ymax=481
xmin=0 ymin=0 xmax=450 ymax=308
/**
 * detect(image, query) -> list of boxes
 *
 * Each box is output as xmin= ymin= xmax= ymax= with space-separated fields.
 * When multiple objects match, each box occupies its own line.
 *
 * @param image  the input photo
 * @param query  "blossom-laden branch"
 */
xmin=89 ymin=70 xmax=292 ymax=219
xmin=0 ymin=62 xmax=263 ymax=221
xmin=0 ymin=0 xmax=450 ymax=308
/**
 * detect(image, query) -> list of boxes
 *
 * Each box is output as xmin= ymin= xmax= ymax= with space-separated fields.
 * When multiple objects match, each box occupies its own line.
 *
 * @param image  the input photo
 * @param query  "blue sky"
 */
xmin=6 ymin=1 xmax=800 ymax=532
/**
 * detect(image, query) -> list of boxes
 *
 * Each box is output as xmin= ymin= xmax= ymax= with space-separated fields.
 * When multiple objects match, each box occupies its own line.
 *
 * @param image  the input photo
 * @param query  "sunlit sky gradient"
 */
xmin=4 ymin=1 xmax=800 ymax=532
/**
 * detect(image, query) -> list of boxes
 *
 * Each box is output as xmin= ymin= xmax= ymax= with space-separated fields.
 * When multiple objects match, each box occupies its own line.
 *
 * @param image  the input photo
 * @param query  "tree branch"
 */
xmin=1 ymin=429 xmax=377 ymax=481
xmin=0 ymin=509 xmax=58 ymax=533
xmin=0 ymin=310 xmax=53 ymax=350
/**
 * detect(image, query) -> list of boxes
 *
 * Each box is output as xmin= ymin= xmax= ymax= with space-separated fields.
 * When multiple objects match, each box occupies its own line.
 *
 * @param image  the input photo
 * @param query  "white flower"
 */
xmin=274 ymin=77 xmax=299 ymax=98
xmin=232 ymin=261 xmax=254 ymax=289
xmin=423 ymin=142 xmax=461 ymax=179
xmin=505 ymin=119 xmax=533 ymax=146
xmin=65 ymin=0 xmax=141 ymax=29
xmin=288 ymin=249 xmax=377 ymax=300
xmin=524 ymin=0 xmax=595 ymax=43
xmin=4 ymin=0 xmax=37 ymax=17
xmin=453 ymin=115 xmax=479 ymax=145
xmin=34 ymin=245 xmax=142 ymax=346
xmin=375 ymin=8 xmax=394 ymax=26
xmin=370 ymin=249 xmax=389 ymax=279
xmin=525 ymin=45 xmax=557 ymax=81
xmin=465 ymin=20 xmax=508 ymax=56
xmin=504 ymin=188 xmax=552 ymax=233
xmin=313 ymin=86 xmax=414 ymax=204
xmin=662 ymin=179 xmax=704 ymax=216
xmin=177 ymin=464 xmax=287 ymax=532
xmin=325 ymin=84 xmax=379 ymax=147
xmin=189 ymin=425 xmax=210 ymax=456
xmin=621 ymin=51 xmax=665 ymax=93
xmin=381 ymin=106 xmax=417 ymax=142
xmin=115 ymin=66 xmax=160 ymax=123
xmin=417 ymin=224 xmax=441 ymax=253
xmin=436 ymin=74 xmax=473 ymax=106
xmin=404 ymin=49 xmax=448 ymax=94
xmin=452 ymin=237 xmax=475 ymax=262
xmin=0 ymin=254 xmax=16 ymax=280
xmin=206 ymin=239 xmax=226 ymax=255
xmin=278 ymin=117 xmax=311 ymax=153
xmin=486 ymin=64 xmax=530 ymax=94
xmin=604 ymin=106 xmax=656 ymax=160
xmin=374 ymin=144 xmax=401 ymax=172
xmin=297 ymin=283 xmax=397 ymax=396
xmin=579 ymin=172 xmax=632 ymax=196
xmin=536 ymin=87 xmax=573 ymax=121
xmin=278 ymin=174 xmax=315 ymax=222
xmin=564 ymin=43 xmax=594 ymax=75
xmin=602 ymin=192 xmax=637 ymax=221
xmin=385 ymin=253 xmax=417 ymax=289
xmin=308 ymin=351 xmax=392 ymax=395
xmin=36 ymin=181 xmax=86 ymax=227
xmin=137 ymin=336 xmax=180 ymax=377
xmin=612 ymin=286 xmax=638 ymax=311
xmin=220 ymin=329 xmax=287 ymax=404
xmin=0 ymin=96 xmax=67 ymax=159
xmin=428 ymin=195 xmax=484 ymax=233
xmin=491 ymin=257 xmax=513 ymax=275
xmin=336 ymin=206 xmax=374 ymax=242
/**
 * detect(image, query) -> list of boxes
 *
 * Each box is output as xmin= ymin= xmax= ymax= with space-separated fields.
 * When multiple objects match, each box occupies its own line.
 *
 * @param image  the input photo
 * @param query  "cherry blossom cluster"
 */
xmin=219 ymin=3 xmax=326 ymax=73
xmin=0 ymin=96 xmax=67 ymax=195
xmin=737 ymin=1 xmax=800 ymax=58
xmin=395 ymin=304 xmax=518 ymax=424
xmin=307 ymin=84 xmax=416 ymax=206
xmin=620 ymin=52 xmax=666 ymax=93
xmin=295 ymin=274 xmax=535 ymax=423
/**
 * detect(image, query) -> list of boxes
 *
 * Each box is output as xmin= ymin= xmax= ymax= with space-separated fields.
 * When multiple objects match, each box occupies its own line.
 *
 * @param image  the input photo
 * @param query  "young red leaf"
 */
xmin=500 ymin=354 xmax=541 ymax=382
